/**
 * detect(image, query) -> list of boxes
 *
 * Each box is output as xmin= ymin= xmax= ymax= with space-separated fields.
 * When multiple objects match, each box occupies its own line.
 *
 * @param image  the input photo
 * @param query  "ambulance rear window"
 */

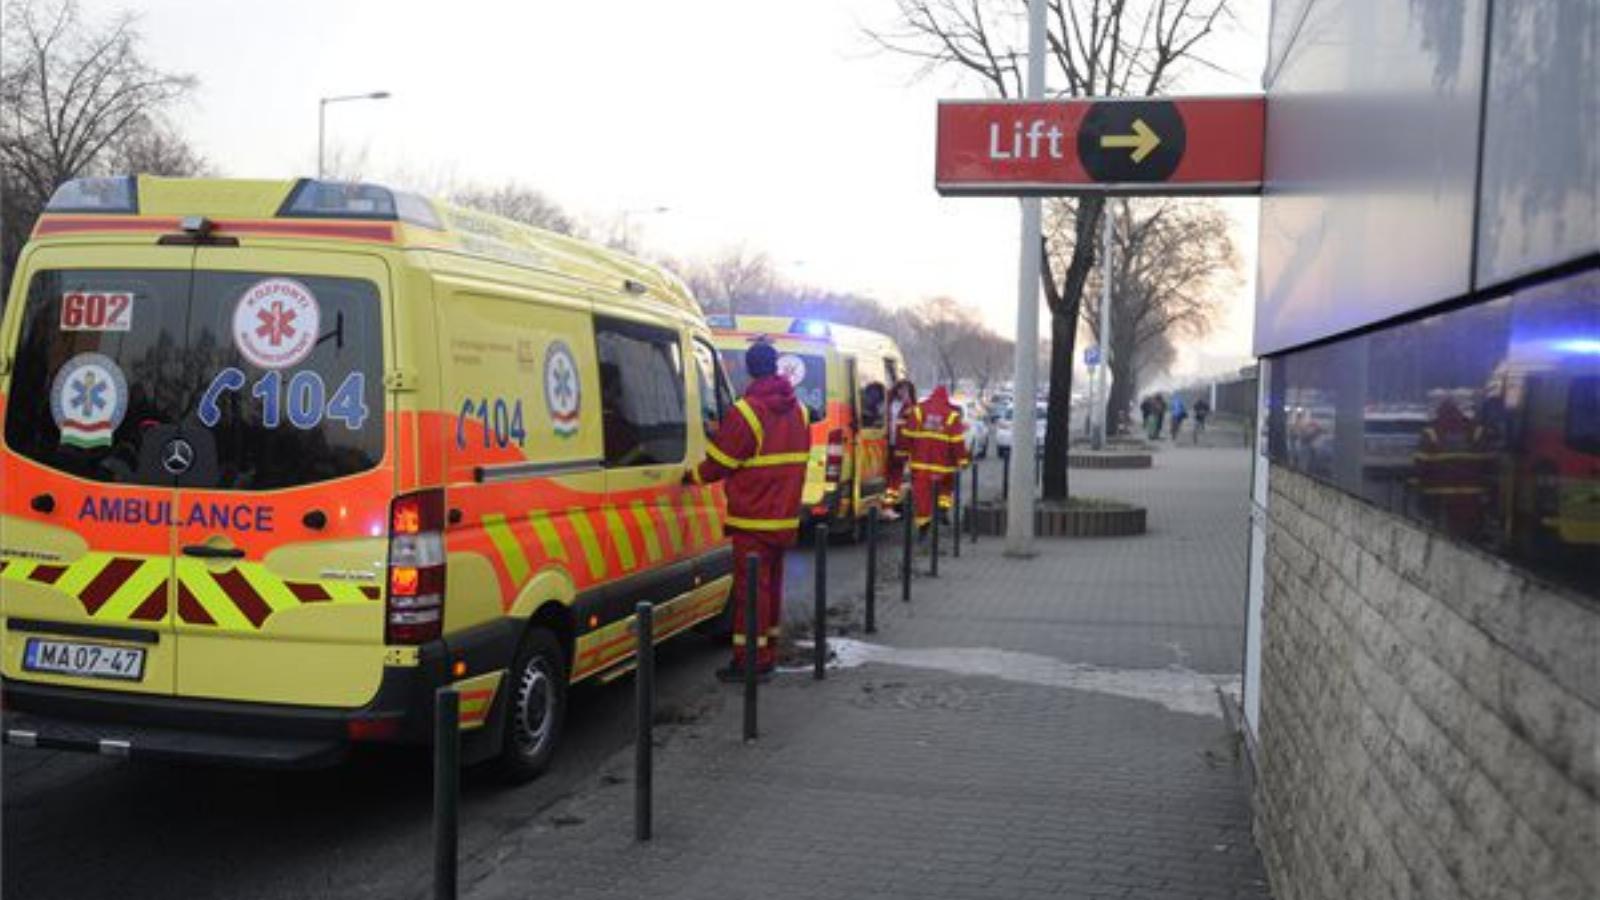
xmin=3 ymin=268 xmax=385 ymax=489
xmin=719 ymin=348 xmax=826 ymax=423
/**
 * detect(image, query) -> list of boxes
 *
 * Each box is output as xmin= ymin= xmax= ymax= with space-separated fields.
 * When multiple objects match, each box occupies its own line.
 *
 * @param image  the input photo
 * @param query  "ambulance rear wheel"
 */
xmin=495 ymin=628 xmax=567 ymax=783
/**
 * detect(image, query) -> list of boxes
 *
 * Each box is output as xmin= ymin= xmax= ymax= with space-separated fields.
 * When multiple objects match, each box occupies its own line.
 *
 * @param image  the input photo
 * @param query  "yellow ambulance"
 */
xmin=0 ymin=176 xmax=736 ymax=779
xmin=708 ymin=315 xmax=906 ymax=537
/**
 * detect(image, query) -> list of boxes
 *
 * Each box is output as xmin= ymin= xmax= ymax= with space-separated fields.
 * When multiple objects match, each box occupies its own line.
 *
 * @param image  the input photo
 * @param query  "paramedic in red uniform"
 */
xmin=688 ymin=340 xmax=812 ymax=680
xmin=907 ymin=385 xmax=967 ymax=531
xmin=884 ymin=379 xmax=917 ymax=520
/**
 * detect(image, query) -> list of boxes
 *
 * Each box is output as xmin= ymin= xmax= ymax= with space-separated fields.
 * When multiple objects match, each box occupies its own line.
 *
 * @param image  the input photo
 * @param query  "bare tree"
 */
xmin=870 ymin=0 xmax=1234 ymax=500
xmin=688 ymin=246 xmax=776 ymax=318
xmin=1067 ymin=198 xmax=1238 ymax=430
xmin=105 ymin=113 xmax=209 ymax=177
xmin=451 ymin=183 xmax=580 ymax=236
xmin=1 ymin=0 xmax=198 ymax=271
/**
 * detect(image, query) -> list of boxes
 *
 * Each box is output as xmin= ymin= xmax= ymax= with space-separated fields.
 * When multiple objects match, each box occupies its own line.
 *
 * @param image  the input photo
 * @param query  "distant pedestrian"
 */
xmin=1139 ymin=396 xmax=1155 ymax=439
xmin=1152 ymin=393 xmax=1168 ymax=440
xmin=1169 ymin=393 xmax=1187 ymax=442
xmin=1192 ymin=397 xmax=1211 ymax=444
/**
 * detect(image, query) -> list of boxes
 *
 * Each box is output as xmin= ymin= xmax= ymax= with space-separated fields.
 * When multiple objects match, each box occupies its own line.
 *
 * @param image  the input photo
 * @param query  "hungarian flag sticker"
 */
xmin=51 ymin=352 xmax=128 ymax=449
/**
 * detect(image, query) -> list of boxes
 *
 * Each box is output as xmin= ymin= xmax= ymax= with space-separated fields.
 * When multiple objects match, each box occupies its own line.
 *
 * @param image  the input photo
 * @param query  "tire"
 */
xmin=494 ymin=628 xmax=568 ymax=784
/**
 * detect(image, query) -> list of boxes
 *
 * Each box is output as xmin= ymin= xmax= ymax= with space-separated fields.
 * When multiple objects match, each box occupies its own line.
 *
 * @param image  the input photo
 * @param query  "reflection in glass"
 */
xmin=1269 ymin=270 xmax=1598 ymax=599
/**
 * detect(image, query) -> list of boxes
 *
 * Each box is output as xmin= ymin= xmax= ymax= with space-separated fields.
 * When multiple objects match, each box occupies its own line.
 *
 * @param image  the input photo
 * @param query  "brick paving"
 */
xmin=465 ymin=443 xmax=1273 ymax=900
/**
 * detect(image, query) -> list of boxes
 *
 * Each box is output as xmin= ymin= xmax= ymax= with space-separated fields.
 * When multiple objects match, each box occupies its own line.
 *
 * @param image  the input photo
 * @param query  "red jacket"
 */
xmin=693 ymin=374 xmax=812 ymax=545
xmin=908 ymin=386 xmax=968 ymax=473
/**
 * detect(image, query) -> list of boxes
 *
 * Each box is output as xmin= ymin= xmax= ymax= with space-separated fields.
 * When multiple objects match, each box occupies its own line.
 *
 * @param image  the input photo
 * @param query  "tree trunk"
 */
xmin=1104 ymin=354 xmax=1137 ymax=439
xmin=1042 ymin=307 xmax=1079 ymax=498
xmin=1040 ymin=195 xmax=1104 ymax=501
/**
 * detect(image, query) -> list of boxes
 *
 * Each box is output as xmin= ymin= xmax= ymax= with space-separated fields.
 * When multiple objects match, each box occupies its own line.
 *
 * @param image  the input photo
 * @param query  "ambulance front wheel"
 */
xmin=495 ymin=627 xmax=568 ymax=783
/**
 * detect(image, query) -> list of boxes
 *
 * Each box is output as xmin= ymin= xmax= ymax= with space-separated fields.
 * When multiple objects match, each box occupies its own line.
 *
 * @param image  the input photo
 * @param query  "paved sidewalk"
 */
xmin=464 ymin=446 xmax=1272 ymax=900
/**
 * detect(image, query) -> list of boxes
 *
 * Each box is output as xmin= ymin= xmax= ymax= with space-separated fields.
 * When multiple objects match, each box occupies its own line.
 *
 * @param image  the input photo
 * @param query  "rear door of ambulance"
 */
xmin=169 ymin=246 xmax=393 ymax=707
xmin=2 ymin=246 xmax=194 ymax=697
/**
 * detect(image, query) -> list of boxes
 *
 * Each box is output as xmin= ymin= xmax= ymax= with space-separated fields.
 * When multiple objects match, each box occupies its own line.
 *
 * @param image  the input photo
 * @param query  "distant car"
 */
xmin=995 ymin=403 xmax=1048 ymax=457
xmin=959 ymin=400 xmax=990 ymax=457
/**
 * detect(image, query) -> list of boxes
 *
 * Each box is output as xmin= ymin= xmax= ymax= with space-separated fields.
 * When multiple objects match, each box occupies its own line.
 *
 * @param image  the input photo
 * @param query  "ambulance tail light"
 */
xmin=386 ymin=489 xmax=447 ymax=645
xmin=824 ymin=429 xmax=846 ymax=483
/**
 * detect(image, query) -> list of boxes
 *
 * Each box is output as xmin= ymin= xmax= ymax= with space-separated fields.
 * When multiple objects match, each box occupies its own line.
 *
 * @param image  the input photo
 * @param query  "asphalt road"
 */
xmin=0 ymin=536 xmax=876 ymax=900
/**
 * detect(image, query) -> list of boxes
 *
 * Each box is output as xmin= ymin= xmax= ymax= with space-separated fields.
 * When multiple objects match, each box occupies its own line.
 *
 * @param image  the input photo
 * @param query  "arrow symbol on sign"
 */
xmin=1100 ymin=118 xmax=1161 ymax=163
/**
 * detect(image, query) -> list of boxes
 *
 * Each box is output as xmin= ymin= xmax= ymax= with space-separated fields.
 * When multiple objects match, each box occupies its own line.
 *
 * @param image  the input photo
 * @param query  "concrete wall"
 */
xmin=1256 ymin=466 xmax=1598 ymax=900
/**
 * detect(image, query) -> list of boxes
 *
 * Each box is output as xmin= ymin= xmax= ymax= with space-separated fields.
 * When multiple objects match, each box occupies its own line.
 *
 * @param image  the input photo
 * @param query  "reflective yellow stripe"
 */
xmin=629 ymin=501 xmax=664 ymax=564
xmin=680 ymin=495 xmax=708 ymax=548
xmin=568 ymin=508 xmax=608 ymax=579
xmin=946 ymin=412 xmax=959 ymax=425
xmin=529 ymin=511 xmax=568 ymax=562
xmin=54 ymin=554 xmax=109 ymax=598
xmin=176 ymin=560 xmax=252 ymax=630
xmin=745 ymin=452 xmax=810 ymax=467
xmin=655 ymin=497 xmax=685 ymax=556
xmin=707 ymin=442 xmax=743 ymax=469
xmin=482 ymin=513 xmax=531 ymax=585
xmin=604 ymin=506 xmax=638 ymax=571
xmin=733 ymin=399 xmax=764 ymax=448
xmin=910 ymin=462 xmax=957 ymax=473
xmin=726 ymin=515 xmax=800 ymax=532
xmin=731 ymin=633 xmax=770 ymax=647
xmin=235 ymin=562 xmax=297 ymax=612
xmin=93 ymin=559 xmax=167 ymax=620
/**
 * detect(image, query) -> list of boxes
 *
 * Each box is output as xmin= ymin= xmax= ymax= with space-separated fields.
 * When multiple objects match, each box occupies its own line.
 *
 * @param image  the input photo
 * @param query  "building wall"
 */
xmin=1257 ymin=466 xmax=1598 ymax=899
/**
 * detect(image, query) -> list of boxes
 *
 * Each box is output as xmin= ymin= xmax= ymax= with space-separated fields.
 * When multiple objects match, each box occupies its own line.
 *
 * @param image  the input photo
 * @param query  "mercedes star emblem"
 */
xmin=161 ymin=438 xmax=195 ymax=475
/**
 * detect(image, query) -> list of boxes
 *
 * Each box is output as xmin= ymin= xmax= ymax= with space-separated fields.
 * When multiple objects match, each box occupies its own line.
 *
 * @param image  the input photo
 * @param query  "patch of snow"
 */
xmin=824 ymin=638 xmax=1238 ymax=719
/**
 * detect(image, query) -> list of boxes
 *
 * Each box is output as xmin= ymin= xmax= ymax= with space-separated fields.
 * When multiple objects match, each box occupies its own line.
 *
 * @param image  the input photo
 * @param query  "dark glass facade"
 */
xmin=1267 ymin=268 xmax=1599 ymax=600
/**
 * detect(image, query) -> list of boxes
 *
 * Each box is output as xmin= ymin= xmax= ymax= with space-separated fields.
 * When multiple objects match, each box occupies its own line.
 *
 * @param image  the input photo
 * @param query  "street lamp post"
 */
xmin=318 ymin=91 xmax=391 ymax=179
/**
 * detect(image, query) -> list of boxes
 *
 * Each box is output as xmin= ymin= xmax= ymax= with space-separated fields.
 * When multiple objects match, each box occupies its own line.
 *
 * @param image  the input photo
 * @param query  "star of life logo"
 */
xmin=232 ymin=278 xmax=320 ymax=370
xmin=544 ymin=341 xmax=582 ymax=438
xmin=50 ymin=352 xmax=128 ymax=449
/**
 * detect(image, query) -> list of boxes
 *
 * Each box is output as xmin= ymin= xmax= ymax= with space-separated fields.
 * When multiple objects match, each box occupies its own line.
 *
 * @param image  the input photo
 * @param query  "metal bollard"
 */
xmin=953 ymin=467 xmax=962 ymax=558
xmin=634 ymin=602 xmax=654 ymax=842
xmin=1002 ymin=454 xmax=1011 ymax=501
xmin=930 ymin=491 xmax=940 ymax=578
xmin=864 ymin=506 xmax=879 ymax=634
xmin=742 ymin=552 xmax=759 ymax=742
xmin=969 ymin=459 xmax=980 ymax=543
xmin=433 ymin=688 xmax=460 ymax=900
xmin=813 ymin=518 xmax=827 ymax=681
xmin=901 ymin=488 xmax=914 ymax=604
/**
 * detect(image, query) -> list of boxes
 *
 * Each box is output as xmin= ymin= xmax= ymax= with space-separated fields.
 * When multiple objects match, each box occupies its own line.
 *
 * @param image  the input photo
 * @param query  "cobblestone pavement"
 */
xmin=467 ymin=445 xmax=1273 ymax=900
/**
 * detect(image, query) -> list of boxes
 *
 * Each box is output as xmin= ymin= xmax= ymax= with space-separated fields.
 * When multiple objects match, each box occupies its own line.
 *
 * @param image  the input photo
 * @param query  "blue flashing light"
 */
xmin=278 ymin=179 xmax=442 ymax=229
xmin=790 ymin=319 xmax=830 ymax=338
xmin=45 ymin=176 xmax=138 ymax=213
xmin=1550 ymin=338 xmax=1600 ymax=356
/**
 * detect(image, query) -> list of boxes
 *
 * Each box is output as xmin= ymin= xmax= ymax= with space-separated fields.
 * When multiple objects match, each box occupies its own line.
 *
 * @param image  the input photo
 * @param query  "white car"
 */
xmin=995 ymin=403 xmax=1048 ymax=456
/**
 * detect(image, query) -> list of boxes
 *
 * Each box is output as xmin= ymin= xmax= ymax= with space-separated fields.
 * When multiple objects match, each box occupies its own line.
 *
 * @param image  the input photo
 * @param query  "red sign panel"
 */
xmin=935 ymin=96 xmax=1264 ymax=196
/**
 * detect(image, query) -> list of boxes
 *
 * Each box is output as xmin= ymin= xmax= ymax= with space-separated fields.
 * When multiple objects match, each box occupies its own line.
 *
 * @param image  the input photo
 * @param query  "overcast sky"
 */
xmin=80 ymin=0 xmax=1267 ymax=379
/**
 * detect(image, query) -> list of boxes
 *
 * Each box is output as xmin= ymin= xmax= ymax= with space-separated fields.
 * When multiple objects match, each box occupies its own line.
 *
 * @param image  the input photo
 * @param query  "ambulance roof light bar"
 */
xmin=44 ymin=176 xmax=139 ymax=214
xmin=278 ymin=178 xmax=443 ymax=230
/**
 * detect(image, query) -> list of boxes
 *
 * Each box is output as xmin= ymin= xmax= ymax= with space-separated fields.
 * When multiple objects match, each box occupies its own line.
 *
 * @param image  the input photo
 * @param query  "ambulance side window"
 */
xmin=594 ymin=316 xmax=686 ymax=467
xmin=692 ymin=337 xmax=731 ymax=439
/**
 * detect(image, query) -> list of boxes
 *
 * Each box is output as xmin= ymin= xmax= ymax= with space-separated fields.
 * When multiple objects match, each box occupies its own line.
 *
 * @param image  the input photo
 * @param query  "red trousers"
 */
xmin=912 ymin=469 xmax=949 ymax=526
xmin=730 ymin=535 xmax=786 ymax=668
xmin=886 ymin=453 xmax=909 ymax=501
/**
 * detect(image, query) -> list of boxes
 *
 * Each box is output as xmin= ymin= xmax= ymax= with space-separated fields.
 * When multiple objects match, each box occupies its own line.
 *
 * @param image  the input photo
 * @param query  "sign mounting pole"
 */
xmin=1093 ymin=202 xmax=1113 ymax=450
xmin=1004 ymin=0 xmax=1046 ymax=558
